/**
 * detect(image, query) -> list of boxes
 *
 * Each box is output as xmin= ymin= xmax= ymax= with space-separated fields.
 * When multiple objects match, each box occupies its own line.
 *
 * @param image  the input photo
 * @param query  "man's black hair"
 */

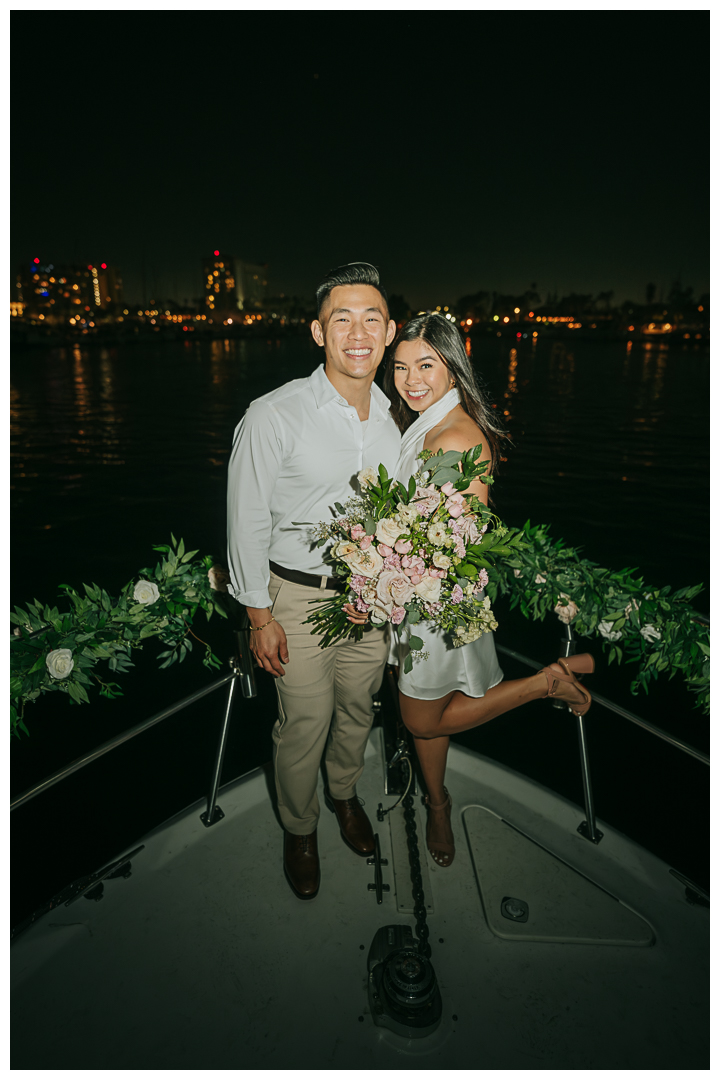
xmin=315 ymin=261 xmax=389 ymax=318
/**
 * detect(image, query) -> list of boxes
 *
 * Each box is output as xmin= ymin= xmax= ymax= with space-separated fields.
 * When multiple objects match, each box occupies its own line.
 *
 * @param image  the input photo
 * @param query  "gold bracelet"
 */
xmin=250 ymin=615 xmax=275 ymax=632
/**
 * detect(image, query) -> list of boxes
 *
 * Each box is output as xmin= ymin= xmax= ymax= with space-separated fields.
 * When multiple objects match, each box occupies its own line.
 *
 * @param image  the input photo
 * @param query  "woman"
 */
xmin=347 ymin=313 xmax=594 ymax=868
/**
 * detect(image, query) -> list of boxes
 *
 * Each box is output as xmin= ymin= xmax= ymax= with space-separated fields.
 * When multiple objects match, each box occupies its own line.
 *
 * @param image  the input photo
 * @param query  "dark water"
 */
xmin=10 ymin=335 xmax=710 ymax=923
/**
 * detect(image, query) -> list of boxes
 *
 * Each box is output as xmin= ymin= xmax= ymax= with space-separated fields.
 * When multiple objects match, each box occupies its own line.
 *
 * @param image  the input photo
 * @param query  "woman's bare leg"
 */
xmin=398 ymin=693 xmax=454 ymax=865
xmin=400 ymin=668 xmax=586 ymax=741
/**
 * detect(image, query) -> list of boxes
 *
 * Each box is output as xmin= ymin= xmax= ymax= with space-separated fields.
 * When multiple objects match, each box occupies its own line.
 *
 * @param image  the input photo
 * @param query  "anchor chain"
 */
xmin=402 ymin=789 xmax=432 ymax=959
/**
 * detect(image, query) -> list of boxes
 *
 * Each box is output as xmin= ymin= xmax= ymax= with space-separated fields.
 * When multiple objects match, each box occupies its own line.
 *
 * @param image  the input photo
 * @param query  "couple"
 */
xmin=227 ymin=262 xmax=593 ymax=900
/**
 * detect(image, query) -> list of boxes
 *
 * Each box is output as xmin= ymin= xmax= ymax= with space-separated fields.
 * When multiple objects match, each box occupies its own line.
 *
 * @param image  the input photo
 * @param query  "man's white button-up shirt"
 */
xmin=227 ymin=363 xmax=401 ymax=609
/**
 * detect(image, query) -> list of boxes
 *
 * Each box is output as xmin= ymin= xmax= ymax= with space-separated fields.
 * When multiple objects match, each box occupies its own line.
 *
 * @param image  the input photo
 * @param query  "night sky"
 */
xmin=12 ymin=11 xmax=709 ymax=308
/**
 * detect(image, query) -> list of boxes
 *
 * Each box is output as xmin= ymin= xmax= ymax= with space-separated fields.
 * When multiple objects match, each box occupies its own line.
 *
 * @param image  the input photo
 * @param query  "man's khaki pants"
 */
xmin=267 ymin=570 xmax=389 ymax=835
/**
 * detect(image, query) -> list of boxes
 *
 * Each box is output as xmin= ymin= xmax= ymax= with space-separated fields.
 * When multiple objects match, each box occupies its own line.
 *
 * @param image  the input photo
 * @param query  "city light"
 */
xmin=514 ymin=307 xmax=520 ymax=314
xmin=528 ymin=311 xmax=534 ymax=318
xmin=214 ymin=250 xmax=220 ymax=256
xmin=503 ymin=316 xmax=510 ymax=323
xmin=101 ymin=263 xmax=107 ymax=269
xmin=493 ymin=315 xmax=499 ymax=322
xmin=33 ymin=257 xmax=39 ymax=264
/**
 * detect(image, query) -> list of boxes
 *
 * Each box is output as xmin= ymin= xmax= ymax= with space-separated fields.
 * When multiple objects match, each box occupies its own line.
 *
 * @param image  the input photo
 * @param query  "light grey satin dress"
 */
xmin=394 ymin=389 xmax=504 ymax=701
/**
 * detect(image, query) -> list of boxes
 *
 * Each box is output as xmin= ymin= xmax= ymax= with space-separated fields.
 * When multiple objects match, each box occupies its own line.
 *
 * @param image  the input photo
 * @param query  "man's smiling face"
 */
xmin=311 ymin=284 xmax=396 ymax=386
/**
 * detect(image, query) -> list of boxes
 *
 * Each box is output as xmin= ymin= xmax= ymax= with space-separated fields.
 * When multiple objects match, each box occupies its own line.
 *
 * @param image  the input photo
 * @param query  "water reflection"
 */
xmin=502 ymin=348 xmax=519 ymax=421
xmin=9 ymin=336 xmax=709 ymax=603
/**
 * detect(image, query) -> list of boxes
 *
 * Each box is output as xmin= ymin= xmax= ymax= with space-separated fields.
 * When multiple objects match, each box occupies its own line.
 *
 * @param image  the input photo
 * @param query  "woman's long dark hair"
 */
xmin=383 ymin=313 xmax=508 ymax=472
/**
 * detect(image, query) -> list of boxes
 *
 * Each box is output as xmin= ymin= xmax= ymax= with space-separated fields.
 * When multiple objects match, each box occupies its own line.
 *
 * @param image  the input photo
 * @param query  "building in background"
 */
xmin=15 ymin=259 xmax=123 ymax=320
xmin=202 ymin=251 xmax=267 ymax=315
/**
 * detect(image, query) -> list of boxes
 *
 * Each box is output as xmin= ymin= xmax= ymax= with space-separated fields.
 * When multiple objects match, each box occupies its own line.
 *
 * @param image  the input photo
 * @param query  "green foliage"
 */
xmin=486 ymin=521 xmax=709 ymax=715
xmin=10 ymin=538 xmax=228 ymax=738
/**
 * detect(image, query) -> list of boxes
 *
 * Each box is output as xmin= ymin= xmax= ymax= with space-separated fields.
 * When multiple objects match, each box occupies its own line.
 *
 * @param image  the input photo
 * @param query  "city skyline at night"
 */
xmin=11 ymin=12 xmax=709 ymax=310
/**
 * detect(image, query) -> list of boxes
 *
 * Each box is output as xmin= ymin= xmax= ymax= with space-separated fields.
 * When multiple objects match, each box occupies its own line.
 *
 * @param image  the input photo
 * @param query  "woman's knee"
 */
xmin=398 ymin=697 xmax=447 ymax=738
xmin=403 ymin=715 xmax=439 ymax=738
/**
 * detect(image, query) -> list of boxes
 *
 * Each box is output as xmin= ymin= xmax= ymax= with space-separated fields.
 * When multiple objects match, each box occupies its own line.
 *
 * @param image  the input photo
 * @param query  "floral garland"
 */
xmin=487 ymin=521 xmax=709 ymax=715
xmin=9 ymin=526 xmax=709 ymax=739
xmin=10 ymin=537 xmax=228 ymax=738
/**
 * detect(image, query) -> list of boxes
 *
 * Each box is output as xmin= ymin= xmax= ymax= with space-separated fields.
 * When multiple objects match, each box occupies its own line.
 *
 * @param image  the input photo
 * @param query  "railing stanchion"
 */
xmin=575 ymin=712 xmax=603 ymax=843
xmin=201 ymin=658 xmax=240 ymax=828
xmin=235 ymin=609 xmax=257 ymax=700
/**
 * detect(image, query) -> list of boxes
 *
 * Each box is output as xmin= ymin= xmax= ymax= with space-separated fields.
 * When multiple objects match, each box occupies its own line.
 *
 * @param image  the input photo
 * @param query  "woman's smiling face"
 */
xmin=393 ymin=338 xmax=454 ymax=412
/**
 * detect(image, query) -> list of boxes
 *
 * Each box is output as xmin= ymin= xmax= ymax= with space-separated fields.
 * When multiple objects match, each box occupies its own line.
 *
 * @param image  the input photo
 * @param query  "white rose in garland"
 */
xmin=46 ymin=648 xmax=74 ymax=680
xmin=134 ymin=580 xmax=160 ymax=605
xmin=598 ymin=620 xmax=622 ymax=642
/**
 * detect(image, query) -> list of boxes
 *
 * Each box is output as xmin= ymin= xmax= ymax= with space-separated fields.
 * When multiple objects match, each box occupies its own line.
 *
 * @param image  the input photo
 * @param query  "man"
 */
xmin=227 ymin=262 xmax=400 ymax=900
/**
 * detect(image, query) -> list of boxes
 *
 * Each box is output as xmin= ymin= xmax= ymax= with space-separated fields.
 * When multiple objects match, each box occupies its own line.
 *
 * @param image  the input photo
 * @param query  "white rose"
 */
xmin=640 ymin=624 xmax=662 ymax=642
xmin=554 ymin=593 xmax=579 ymax=625
xmin=332 ymin=540 xmax=358 ymax=559
xmin=46 ymin=648 xmax=74 ymax=680
xmin=396 ymin=503 xmax=420 ymax=527
xmin=208 ymin=565 xmax=230 ymax=593
xmin=415 ymin=574 xmax=442 ymax=603
xmin=134 ymin=580 xmax=160 ymax=605
xmin=357 ymin=467 xmax=379 ymax=489
xmin=344 ymin=546 xmax=385 ymax=578
xmin=375 ymin=517 xmax=407 ymax=548
xmin=376 ymin=568 xmax=416 ymax=609
xmin=432 ymin=552 xmax=452 ymax=569
xmin=427 ymin=523 xmax=449 ymax=547
xmin=370 ymin=595 xmax=393 ymax=624
xmin=598 ymin=620 xmax=622 ymax=642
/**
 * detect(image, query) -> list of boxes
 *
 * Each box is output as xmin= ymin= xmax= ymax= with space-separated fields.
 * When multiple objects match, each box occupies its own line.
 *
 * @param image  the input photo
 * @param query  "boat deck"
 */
xmin=11 ymin=729 xmax=709 ymax=1069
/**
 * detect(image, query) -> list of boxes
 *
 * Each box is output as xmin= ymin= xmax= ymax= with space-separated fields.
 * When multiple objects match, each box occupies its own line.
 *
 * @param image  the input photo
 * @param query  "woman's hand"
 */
xmin=343 ymin=602 xmax=370 ymax=626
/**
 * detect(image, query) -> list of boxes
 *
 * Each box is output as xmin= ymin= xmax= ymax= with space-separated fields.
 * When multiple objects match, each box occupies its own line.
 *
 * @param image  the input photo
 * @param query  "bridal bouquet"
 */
xmin=300 ymin=446 xmax=525 ymax=673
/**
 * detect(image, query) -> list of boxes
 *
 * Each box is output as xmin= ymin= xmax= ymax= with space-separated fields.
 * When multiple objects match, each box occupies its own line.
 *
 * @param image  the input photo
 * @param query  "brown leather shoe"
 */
xmin=325 ymin=792 xmax=376 ymax=856
xmin=283 ymin=830 xmax=320 ymax=900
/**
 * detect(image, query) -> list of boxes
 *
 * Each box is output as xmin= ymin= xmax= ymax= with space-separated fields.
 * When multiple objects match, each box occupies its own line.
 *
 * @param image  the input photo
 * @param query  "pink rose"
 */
xmin=452 ymin=515 xmax=481 ymax=543
xmin=411 ymin=485 xmax=442 ymax=516
xmin=448 ymin=503 xmax=464 ymax=519
xmin=376 ymin=568 xmax=416 ymax=609
xmin=377 ymin=543 xmax=393 ymax=557
xmin=441 ymin=481 xmax=457 ymax=496
xmin=359 ymin=535 xmax=373 ymax=550
xmin=391 ymin=606 xmax=406 ymax=625
xmin=350 ymin=524 xmax=366 ymax=540
xmin=395 ymin=539 xmax=412 ymax=554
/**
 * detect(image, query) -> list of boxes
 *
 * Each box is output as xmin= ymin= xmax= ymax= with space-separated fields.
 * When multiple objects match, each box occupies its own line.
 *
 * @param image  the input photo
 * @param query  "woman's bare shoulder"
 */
xmin=426 ymin=407 xmax=487 ymax=456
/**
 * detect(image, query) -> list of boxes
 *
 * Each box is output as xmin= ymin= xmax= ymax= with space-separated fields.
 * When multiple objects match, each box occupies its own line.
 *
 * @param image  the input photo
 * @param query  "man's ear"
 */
xmin=310 ymin=319 xmax=324 ymax=347
xmin=385 ymin=320 xmax=397 ymax=346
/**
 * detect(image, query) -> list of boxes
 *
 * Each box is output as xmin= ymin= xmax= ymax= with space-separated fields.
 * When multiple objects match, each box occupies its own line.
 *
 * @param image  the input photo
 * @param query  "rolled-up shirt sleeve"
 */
xmin=227 ymin=400 xmax=284 ymax=609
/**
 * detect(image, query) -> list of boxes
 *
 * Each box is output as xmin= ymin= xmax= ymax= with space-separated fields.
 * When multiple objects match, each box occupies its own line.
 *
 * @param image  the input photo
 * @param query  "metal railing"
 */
xmin=10 ymin=617 xmax=709 ymax=856
xmin=10 ymin=620 xmax=258 ymax=825
xmin=496 ymin=625 xmax=709 ymax=846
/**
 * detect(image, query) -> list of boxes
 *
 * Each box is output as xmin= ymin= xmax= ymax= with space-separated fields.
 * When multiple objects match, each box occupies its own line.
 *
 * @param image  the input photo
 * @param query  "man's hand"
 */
xmin=247 ymin=607 xmax=289 ymax=677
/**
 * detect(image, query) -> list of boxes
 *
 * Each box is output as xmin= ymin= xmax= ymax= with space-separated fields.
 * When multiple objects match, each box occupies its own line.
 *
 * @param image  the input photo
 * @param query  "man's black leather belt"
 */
xmin=269 ymin=560 xmax=342 ymax=591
